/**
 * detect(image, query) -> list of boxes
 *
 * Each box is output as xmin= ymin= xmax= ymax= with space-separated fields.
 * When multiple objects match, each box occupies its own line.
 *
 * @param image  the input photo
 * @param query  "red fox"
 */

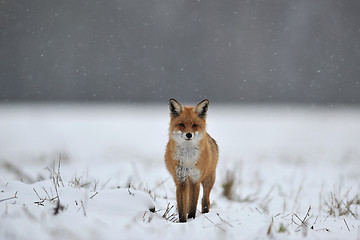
xmin=165 ymin=99 xmax=219 ymax=222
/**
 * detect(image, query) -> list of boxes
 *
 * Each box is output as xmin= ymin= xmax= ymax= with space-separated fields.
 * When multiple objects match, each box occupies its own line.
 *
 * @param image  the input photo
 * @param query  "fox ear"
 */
xmin=194 ymin=99 xmax=209 ymax=119
xmin=169 ymin=99 xmax=183 ymax=118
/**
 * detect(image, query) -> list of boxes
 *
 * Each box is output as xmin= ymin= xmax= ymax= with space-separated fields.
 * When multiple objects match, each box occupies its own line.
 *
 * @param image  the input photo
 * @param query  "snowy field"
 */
xmin=0 ymin=103 xmax=360 ymax=240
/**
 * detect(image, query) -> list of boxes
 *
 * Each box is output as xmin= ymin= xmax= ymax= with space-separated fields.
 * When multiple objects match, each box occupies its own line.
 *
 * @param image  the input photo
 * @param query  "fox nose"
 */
xmin=186 ymin=133 xmax=192 ymax=139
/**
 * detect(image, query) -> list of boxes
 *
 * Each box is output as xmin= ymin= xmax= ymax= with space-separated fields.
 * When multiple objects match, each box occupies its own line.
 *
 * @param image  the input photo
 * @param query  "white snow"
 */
xmin=0 ymin=103 xmax=360 ymax=239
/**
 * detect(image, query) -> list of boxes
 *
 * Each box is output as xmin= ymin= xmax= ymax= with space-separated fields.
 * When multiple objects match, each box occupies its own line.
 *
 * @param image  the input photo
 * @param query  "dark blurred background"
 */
xmin=1 ymin=0 xmax=359 ymax=104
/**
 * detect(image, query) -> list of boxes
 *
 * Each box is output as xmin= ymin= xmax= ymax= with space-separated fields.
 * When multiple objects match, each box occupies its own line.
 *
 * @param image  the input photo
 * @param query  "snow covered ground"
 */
xmin=0 ymin=103 xmax=360 ymax=239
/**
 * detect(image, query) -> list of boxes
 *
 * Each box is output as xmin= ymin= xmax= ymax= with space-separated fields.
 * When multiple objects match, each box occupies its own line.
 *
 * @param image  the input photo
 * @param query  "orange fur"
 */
xmin=165 ymin=99 xmax=219 ymax=222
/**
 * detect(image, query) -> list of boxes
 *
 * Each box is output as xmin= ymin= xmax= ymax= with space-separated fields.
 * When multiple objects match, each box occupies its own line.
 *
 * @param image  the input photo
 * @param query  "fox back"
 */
xmin=165 ymin=99 xmax=218 ymax=222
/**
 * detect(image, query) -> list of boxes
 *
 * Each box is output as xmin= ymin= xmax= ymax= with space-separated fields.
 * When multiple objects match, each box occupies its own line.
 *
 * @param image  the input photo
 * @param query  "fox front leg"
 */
xmin=176 ymin=181 xmax=189 ymax=222
xmin=188 ymin=182 xmax=200 ymax=219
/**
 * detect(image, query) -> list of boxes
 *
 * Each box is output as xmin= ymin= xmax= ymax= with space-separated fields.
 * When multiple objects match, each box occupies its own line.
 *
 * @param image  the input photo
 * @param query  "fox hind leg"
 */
xmin=201 ymin=172 xmax=215 ymax=213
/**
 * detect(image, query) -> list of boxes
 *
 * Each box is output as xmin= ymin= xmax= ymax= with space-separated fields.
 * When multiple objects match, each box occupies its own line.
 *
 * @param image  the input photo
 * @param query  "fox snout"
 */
xmin=181 ymin=131 xmax=203 ymax=142
xmin=172 ymin=130 xmax=203 ymax=142
xmin=185 ymin=132 xmax=192 ymax=139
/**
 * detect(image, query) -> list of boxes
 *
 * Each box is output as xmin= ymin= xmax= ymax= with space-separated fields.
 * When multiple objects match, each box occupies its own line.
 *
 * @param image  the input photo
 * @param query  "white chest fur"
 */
xmin=174 ymin=141 xmax=201 ymax=183
xmin=175 ymin=141 xmax=200 ymax=166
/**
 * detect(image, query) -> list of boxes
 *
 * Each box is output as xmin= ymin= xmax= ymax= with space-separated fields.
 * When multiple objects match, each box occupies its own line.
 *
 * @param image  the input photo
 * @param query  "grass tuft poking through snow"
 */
xmin=324 ymin=188 xmax=359 ymax=219
xmin=222 ymin=170 xmax=236 ymax=201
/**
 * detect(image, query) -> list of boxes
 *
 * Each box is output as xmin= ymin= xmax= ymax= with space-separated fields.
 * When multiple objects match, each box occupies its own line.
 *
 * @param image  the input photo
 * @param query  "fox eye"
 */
xmin=192 ymin=124 xmax=198 ymax=128
xmin=179 ymin=123 xmax=185 ymax=127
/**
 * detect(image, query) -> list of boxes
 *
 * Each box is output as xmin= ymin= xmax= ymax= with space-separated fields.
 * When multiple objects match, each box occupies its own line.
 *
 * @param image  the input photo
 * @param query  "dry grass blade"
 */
xmin=255 ymin=207 xmax=264 ymax=215
xmin=2 ymin=161 xmax=34 ymax=183
xmin=343 ymin=218 xmax=350 ymax=231
xmin=142 ymin=210 xmax=154 ymax=223
xmin=0 ymin=191 xmax=18 ymax=203
xmin=267 ymin=217 xmax=274 ymax=236
xmin=151 ymin=177 xmax=170 ymax=200
xmin=23 ymin=205 xmax=38 ymax=221
xmin=293 ymin=206 xmax=311 ymax=226
xmin=33 ymin=188 xmax=42 ymax=200
xmin=41 ymin=187 xmax=51 ymax=200
xmin=127 ymin=188 xmax=135 ymax=196
xmin=151 ymin=177 xmax=170 ymax=191
xmin=198 ymin=209 xmax=214 ymax=224
xmin=81 ymin=200 xmax=87 ymax=217
xmin=34 ymin=199 xmax=45 ymax=206
xmin=302 ymin=206 xmax=311 ymax=224
xmin=292 ymin=206 xmax=312 ymax=236
xmin=57 ymin=154 xmax=65 ymax=187
xmin=216 ymin=213 xmax=233 ymax=227
xmin=316 ymin=228 xmax=330 ymax=232
xmin=46 ymin=155 xmax=65 ymax=188
xmin=69 ymin=175 xmax=91 ymax=189
xmin=197 ymin=210 xmax=226 ymax=232
xmin=90 ymin=192 xmax=98 ymax=199
xmin=257 ymin=185 xmax=276 ymax=214
xmin=162 ymin=203 xmax=178 ymax=222
xmin=293 ymin=213 xmax=303 ymax=224
xmin=342 ymin=199 xmax=358 ymax=219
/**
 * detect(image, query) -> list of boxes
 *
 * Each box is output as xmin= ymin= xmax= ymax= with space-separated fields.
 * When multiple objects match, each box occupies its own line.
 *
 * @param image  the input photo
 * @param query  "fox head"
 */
xmin=168 ymin=99 xmax=209 ymax=143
